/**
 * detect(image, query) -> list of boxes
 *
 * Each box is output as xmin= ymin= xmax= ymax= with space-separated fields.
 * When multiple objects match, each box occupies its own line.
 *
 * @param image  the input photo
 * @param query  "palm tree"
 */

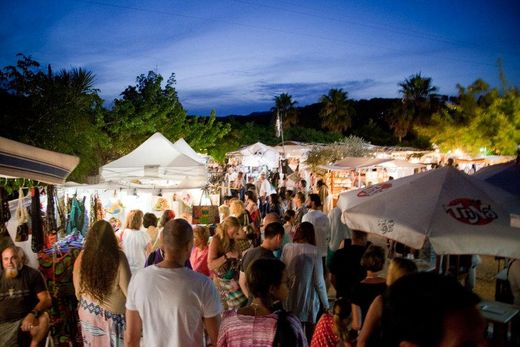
xmin=319 ymin=88 xmax=354 ymax=133
xmin=399 ymin=73 xmax=438 ymax=123
xmin=272 ymin=93 xmax=298 ymax=133
xmin=388 ymin=73 xmax=439 ymax=142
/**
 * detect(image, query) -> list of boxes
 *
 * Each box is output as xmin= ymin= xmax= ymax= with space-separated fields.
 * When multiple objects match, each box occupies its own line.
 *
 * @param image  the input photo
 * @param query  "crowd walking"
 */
xmin=0 ymin=174 xmax=506 ymax=347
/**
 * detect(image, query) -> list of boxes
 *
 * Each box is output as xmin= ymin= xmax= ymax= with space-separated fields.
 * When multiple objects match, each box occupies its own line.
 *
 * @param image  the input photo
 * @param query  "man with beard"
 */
xmin=0 ymin=246 xmax=51 ymax=347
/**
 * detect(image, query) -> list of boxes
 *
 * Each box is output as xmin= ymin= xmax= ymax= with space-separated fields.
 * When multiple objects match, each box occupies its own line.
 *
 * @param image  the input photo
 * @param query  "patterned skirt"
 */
xmin=78 ymin=297 xmax=125 ymax=347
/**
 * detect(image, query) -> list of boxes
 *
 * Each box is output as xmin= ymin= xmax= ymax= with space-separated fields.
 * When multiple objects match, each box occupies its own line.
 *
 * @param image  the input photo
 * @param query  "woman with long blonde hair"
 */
xmin=208 ymin=216 xmax=247 ymax=309
xmin=73 ymin=220 xmax=131 ymax=346
xmin=229 ymin=199 xmax=253 ymax=252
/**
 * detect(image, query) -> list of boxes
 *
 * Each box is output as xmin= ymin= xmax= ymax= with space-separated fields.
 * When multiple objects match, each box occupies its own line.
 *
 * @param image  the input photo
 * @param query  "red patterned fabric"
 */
xmin=310 ymin=313 xmax=339 ymax=347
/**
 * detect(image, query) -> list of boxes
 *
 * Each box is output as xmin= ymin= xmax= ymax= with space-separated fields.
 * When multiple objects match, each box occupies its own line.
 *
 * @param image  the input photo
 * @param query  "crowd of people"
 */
xmin=0 ymin=172 xmax=518 ymax=346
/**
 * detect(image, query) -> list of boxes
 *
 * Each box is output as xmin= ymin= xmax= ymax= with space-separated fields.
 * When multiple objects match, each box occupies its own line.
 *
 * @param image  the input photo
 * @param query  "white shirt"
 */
xmin=122 ymin=229 xmax=151 ymax=276
xmin=302 ymin=209 xmax=331 ymax=257
xmin=328 ymin=207 xmax=351 ymax=252
xmin=126 ymin=265 xmax=223 ymax=347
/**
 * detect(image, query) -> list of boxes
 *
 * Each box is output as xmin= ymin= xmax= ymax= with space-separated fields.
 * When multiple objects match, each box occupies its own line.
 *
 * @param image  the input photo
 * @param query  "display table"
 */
xmin=479 ymin=300 xmax=519 ymax=345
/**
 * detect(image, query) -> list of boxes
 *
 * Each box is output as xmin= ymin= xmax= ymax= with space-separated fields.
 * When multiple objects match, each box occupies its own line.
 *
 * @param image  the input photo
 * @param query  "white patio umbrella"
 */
xmin=337 ymin=167 xmax=520 ymax=258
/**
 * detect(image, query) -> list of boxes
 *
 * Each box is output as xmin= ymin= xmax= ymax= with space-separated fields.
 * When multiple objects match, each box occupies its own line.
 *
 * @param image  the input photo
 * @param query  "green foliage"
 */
xmin=0 ymin=54 xmax=108 ymax=181
xmin=104 ymin=71 xmax=187 ymax=157
xmin=104 ymin=72 xmax=231 ymax=161
xmin=185 ymin=110 xmax=231 ymax=161
xmin=416 ymin=80 xmax=520 ymax=155
xmin=319 ymin=88 xmax=355 ymax=133
xmin=284 ymin=126 xmax=342 ymax=143
xmin=305 ymin=135 xmax=370 ymax=171
xmin=390 ymin=73 xmax=440 ymax=142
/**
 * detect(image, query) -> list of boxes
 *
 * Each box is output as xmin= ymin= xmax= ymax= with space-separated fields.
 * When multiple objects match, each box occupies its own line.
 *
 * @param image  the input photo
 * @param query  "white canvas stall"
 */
xmin=239 ymin=142 xmax=280 ymax=169
xmin=172 ymin=138 xmax=207 ymax=164
xmin=320 ymin=157 xmax=391 ymax=171
xmin=100 ymin=132 xmax=208 ymax=189
xmin=377 ymin=159 xmax=426 ymax=179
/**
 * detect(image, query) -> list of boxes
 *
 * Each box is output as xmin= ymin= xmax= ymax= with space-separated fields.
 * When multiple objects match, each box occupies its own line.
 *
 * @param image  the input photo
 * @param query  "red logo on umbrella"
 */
xmin=357 ymin=183 xmax=392 ymax=197
xmin=444 ymin=198 xmax=498 ymax=225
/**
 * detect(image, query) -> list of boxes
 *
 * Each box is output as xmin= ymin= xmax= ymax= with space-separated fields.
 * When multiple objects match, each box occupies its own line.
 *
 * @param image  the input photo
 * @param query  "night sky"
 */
xmin=1 ymin=0 xmax=519 ymax=115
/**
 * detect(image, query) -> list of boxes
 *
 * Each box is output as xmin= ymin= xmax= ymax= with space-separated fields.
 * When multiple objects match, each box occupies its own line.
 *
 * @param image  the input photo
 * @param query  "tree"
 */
xmin=104 ymin=71 xmax=231 ymax=160
xmin=319 ymin=88 xmax=355 ymax=133
xmin=272 ymin=93 xmax=298 ymax=132
xmin=0 ymin=54 xmax=107 ymax=181
xmin=390 ymin=73 xmax=440 ymax=142
xmin=305 ymin=135 xmax=370 ymax=172
xmin=416 ymin=79 xmax=520 ymax=155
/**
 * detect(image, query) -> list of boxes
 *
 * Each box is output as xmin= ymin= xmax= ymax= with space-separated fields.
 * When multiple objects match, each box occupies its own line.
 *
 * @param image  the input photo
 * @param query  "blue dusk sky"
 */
xmin=1 ymin=0 xmax=519 ymax=115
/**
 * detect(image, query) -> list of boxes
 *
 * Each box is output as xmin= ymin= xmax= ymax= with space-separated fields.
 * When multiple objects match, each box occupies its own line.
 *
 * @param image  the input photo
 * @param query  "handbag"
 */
xmin=213 ymin=254 xmax=248 ymax=309
xmin=192 ymin=189 xmax=219 ymax=224
xmin=15 ymin=188 xmax=29 ymax=242
xmin=218 ymin=277 xmax=248 ymax=309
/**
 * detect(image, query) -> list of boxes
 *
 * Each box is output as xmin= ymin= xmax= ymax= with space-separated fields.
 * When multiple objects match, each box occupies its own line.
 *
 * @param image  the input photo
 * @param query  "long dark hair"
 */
xmin=79 ymin=220 xmax=121 ymax=304
xmin=247 ymin=258 xmax=285 ymax=310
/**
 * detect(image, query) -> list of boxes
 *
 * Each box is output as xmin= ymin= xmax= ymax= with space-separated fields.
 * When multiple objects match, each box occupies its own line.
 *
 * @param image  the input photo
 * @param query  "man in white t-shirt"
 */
xmin=125 ymin=219 xmax=223 ymax=347
xmin=302 ymin=194 xmax=331 ymax=281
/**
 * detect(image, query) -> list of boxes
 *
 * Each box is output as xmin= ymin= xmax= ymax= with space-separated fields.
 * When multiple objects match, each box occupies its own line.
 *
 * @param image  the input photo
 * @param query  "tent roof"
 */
xmin=377 ymin=159 xmax=426 ymax=168
xmin=103 ymin=133 xmax=201 ymax=170
xmin=320 ymin=157 xmax=390 ymax=171
xmin=172 ymin=138 xmax=207 ymax=164
xmin=239 ymin=142 xmax=278 ymax=156
xmin=0 ymin=136 xmax=79 ymax=184
xmin=100 ymin=132 xmax=208 ymax=188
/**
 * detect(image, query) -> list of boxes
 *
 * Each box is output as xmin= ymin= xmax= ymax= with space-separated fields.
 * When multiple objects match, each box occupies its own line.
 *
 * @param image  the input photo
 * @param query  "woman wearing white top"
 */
xmin=282 ymin=221 xmax=329 ymax=342
xmin=121 ymin=209 xmax=152 ymax=276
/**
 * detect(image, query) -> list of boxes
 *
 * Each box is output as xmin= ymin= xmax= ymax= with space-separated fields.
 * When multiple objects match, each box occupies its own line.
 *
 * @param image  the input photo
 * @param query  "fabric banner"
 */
xmin=192 ymin=205 xmax=219 ymax=225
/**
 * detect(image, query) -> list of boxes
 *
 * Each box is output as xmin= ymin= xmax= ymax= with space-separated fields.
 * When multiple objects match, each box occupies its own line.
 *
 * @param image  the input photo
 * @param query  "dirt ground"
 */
xmin=474 ymin=255 xmax=501 ymax=301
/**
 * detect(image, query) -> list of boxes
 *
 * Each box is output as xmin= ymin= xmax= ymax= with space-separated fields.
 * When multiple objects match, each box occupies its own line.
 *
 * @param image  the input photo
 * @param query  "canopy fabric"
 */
xmin=475 ymin=160 xmax=520 ymax=197
xmin=237 ymin=142 xmax=280 ymax=168
xmin=320 ymin=157 xmax=390 ymax=171
xmin=0 ymin=136 xmax=80 ymax=184
xmin=377 ymin=159 xmax=426 ymax=169
xmin=172 ymin=138 xmax=207 ymax=164
xmin=100 ymin=132 xmax=208 ymax=189
xmin=337 ymin=167 xmax=520 ymax=258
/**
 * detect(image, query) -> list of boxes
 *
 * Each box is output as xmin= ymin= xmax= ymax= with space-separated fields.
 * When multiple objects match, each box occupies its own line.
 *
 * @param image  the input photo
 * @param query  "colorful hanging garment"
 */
xmin=66 ymin=195 xmax=86 ymax=236
xmin=46 ymin=185 xmax=58 ymax=234
xmin=31 ymin=187 xmax=44 ymax=252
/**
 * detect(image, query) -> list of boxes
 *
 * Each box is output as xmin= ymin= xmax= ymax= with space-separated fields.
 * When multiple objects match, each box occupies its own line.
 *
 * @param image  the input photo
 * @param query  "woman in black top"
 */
xmin=351 ymin=245 xmax=387 ymax=335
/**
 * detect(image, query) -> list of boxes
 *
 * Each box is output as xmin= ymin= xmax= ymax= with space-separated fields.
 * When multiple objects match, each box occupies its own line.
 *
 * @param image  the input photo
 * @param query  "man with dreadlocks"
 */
xmin=73 ymin=220 xmax=131 ymax=346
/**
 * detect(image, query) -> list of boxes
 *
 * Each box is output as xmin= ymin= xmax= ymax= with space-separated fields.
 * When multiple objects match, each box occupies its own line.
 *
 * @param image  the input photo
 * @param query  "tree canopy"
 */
xmin=319 ymin=88 xmax=355 ymax=133
xmin=0 ymin=54 xmax=108 ymax=181
xmin=416 ymin=79 xmax=520 ymax=155
xmin=388 ymin=73 xmax=440 ymax=142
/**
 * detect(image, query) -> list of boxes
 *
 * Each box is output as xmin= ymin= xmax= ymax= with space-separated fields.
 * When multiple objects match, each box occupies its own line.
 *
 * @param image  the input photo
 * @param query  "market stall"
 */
xmin=0 ymin=136 xmax=82 ymax=346
xmin=320 ymin=157 xmax=426 ymax=199
xmin=59 ymin=132 xmax=213 ymax=225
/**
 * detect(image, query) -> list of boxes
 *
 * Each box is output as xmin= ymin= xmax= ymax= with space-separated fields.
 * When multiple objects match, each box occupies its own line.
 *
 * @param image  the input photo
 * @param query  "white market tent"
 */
xmin=172 ymin=138 xmax=207 ymax=164
xmin=234 ymin=142 xmax=280 ymax=169
xmin=320 ymin=157 xmax=390 ymax=171
xmin=100 ymin=132 xmax=208 ymax=189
